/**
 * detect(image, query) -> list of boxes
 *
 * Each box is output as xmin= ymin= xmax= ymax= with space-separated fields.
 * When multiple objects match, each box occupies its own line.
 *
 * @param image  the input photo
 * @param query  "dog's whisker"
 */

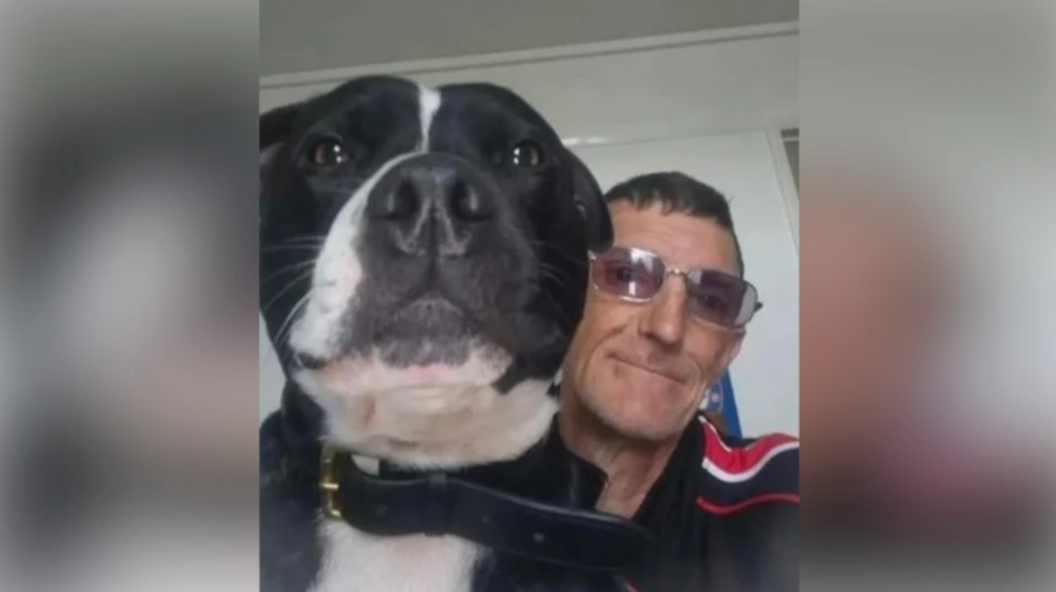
xmin=534 ymin=268 xmax=577 ymax=328
xmin=261 ymin=270 xmax=315 ymax=316
xmin=312 ymin=178 xmax=371 ymax=193
xmin=537 ymin=270 xmax=568 ymax=291
xmin=261 ymin=245 xmax=325 ymax=255
xmin=261 ymin=260 xmax=317 ymax=286
xmin=537 ymin=261 xmax=575 ymax=285
xmin=538 ymin=285 xmax=575 ymax=329
xmin=281 ymin=235 xmax=329 ymax=245
xmin=267 ymin=290 xmax=314 ymax=366
xmin=276 ymin=240 xmax=326 ymax=248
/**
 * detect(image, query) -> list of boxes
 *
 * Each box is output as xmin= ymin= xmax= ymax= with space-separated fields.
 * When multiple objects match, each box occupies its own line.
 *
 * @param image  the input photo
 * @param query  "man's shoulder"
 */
xmin=686 ymin=416 xmax=799 ymax=515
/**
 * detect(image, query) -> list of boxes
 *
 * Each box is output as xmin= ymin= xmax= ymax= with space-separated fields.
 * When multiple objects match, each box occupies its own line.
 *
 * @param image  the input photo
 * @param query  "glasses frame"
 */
xmin=587 ymin=245 xmax=764 ymax=328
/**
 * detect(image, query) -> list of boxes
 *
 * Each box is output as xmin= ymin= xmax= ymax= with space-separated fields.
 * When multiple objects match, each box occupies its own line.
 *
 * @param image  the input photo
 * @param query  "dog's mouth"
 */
xmin=293 ymin=292 xmax=493 ymax=372
xmin=382 ymin=294 xmax=468 ymax=333
xmin=371 ymin=292 xmax=486 ymax=366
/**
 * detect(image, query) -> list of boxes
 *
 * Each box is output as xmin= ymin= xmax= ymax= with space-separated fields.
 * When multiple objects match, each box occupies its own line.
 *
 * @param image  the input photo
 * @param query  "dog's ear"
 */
xmin=567 ymin=150 xmax=613 ymax=253
xmin=260 ymin=103 xmax=300 ymax=189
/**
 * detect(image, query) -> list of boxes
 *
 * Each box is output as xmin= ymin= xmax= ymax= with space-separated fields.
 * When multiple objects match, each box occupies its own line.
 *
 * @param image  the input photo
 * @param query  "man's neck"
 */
xmin=559 ymin=387 xmax=680 ymax=519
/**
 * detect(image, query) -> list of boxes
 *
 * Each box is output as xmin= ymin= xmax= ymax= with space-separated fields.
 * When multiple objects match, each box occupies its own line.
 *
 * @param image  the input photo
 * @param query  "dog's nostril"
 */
xmin=374 ymin=179 xmax=420 ymax=220
xmin=449 ymin=180 xmax=492 ymax=221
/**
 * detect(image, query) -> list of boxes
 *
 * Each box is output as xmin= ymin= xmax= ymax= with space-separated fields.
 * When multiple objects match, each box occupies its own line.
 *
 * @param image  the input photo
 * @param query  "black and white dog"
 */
xmin=260 ymin=76 xmax=648 ymax=592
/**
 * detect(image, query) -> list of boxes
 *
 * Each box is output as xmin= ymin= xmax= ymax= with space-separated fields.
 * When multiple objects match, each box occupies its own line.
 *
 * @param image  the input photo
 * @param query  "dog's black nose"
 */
xmin=368 ymin=154 xmax=495 ymax=256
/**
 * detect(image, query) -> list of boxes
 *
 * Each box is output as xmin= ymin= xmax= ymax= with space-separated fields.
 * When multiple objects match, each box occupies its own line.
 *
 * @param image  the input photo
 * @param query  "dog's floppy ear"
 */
xmin=567 ymin=150 xmax=613 ymax=253
xmin=260 ymin=103 xmax=300 ymax=188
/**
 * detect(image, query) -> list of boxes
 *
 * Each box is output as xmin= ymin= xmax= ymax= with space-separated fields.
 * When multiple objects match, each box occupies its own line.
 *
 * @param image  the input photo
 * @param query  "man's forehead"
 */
xmin=609 ymin=202 xmax=739 ymax=273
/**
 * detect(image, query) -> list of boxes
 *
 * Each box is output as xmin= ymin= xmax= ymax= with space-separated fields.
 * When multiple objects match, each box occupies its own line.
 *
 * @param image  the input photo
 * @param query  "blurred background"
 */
xmin=800 ymin=0 xmax=1056 ymax=589
xmin=3 ymin=2 xmax=260 ymax=591
xmin=258 ymin=0 xmax=803 ymax=439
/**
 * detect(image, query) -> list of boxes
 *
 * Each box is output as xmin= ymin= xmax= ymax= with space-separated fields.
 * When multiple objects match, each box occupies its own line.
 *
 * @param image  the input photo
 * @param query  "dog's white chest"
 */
xmin=311 ymin=519 xmax=481 ymax=592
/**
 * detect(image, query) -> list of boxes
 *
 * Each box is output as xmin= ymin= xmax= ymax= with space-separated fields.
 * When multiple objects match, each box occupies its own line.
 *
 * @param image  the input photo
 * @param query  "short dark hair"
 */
xmin=604 ymin=171 xmax=744 ymax=275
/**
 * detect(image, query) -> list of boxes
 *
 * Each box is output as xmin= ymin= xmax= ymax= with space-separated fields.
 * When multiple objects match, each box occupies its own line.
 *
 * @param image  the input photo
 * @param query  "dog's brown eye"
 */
xmin=310 ymin=139 xmax=347 ymax=167
xmin=510 ymin=139 xmax=545 ymax=168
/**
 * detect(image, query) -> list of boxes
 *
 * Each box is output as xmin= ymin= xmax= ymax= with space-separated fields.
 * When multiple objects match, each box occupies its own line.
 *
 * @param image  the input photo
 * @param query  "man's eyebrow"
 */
xmin=610 ymin=243 xmax=740 ymax=274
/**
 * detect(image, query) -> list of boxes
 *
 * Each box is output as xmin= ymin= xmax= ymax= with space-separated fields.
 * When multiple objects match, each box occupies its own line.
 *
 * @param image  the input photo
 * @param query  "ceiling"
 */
xmin=261 ymin=0 xmax=798 ymax=76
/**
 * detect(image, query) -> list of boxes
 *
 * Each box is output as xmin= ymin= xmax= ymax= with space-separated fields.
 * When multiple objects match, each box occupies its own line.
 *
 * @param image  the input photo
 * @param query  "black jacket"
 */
xmin=620 ymin=416 xmax=799 ymax=592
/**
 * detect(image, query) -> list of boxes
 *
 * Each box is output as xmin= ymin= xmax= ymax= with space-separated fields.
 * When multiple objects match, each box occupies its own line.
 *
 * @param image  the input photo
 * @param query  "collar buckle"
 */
xmin=319 ymin=444 xmax=343 ymax=520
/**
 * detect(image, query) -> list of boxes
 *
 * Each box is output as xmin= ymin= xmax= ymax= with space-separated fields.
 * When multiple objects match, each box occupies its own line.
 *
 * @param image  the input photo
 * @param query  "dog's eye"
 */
xmin=309 ymin=139 xmax=348 ymax=167
xmin=510 ymin=139 xmax=545 ymax=168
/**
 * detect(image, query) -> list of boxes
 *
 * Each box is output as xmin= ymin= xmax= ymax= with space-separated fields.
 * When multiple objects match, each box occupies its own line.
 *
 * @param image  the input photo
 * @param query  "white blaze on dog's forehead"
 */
xmin=417 ymin=85 xmax=441 ymax=151
xmin=288 ymin=152 xmax=421 ymax=360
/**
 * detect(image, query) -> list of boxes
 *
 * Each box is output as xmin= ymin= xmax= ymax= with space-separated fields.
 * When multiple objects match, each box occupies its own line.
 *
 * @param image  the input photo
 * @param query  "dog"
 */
xmin=259 ymin=76 xmax=649 ymax=592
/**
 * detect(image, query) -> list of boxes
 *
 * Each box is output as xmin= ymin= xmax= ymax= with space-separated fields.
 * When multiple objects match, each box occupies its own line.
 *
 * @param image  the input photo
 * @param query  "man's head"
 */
xmin=562 ymin=172 xmax=759 ymax=442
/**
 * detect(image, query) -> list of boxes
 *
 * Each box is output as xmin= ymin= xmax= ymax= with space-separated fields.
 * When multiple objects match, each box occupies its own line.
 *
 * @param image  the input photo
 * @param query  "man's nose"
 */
xmin=366 ymin=154 xmax=495 ymax=257
xmin=638 ymin=276 xmax=688 ymax=347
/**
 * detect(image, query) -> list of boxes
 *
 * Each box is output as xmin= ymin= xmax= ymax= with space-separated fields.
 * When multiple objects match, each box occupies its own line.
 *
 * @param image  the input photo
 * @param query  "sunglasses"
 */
xmin=588 ymin=246 xmax=763 ymax=328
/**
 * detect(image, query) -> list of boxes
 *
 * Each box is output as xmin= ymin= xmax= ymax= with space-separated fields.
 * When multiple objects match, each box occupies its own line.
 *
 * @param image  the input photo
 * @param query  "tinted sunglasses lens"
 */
xmin=688 ymin=271 xmax=757 ymax=326
xmin=592 ymin=248 xmax=663 ymax=299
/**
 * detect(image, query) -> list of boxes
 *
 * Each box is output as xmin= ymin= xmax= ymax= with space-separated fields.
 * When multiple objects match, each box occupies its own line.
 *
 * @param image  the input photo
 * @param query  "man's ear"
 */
xmin=259 ymin=103 xmax=300 ymax=189
xmin=566 ymin=150 xmax=613 ymax=253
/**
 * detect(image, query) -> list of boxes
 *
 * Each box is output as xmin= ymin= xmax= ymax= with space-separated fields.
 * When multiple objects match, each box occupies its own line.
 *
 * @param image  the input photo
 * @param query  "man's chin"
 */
xmin=614 ymin=422 xmax=682 ymax=444
xmin=591 ymin=401 xmax=686 ymax=444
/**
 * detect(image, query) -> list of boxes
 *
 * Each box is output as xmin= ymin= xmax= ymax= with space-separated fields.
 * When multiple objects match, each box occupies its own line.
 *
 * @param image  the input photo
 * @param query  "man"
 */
xmin=557 ymin=172 xmax=799 ymax=591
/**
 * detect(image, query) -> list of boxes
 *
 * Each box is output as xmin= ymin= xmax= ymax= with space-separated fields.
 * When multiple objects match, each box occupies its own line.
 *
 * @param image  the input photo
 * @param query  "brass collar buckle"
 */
xmin=319 ymin=444 xmax=343 ymax=520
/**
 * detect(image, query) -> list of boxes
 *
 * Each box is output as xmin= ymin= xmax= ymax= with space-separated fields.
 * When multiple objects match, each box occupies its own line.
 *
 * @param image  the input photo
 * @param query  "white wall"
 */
xmin=261 ymin=0 xmax=798 ymax=75
xmin=260 ymin=25 xmax=799 ymax=141
xmin=259 ymin=26 xmax=800 ymax=436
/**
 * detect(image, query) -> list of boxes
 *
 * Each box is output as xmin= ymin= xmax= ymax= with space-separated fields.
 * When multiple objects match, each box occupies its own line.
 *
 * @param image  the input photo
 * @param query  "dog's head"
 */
xmin=260 ymin=76 xmax=611 ymax=468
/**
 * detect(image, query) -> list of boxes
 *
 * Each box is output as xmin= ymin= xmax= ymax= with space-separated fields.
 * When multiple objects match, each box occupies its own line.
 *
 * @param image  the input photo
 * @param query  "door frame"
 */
xmin=767 ymin=129 xmax=800 ymax=252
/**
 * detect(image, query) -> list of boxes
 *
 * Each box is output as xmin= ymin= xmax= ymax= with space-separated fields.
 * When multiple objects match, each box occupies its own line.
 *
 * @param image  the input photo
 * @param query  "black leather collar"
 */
xmin=318 ymin=432 xmax=652 ymax=572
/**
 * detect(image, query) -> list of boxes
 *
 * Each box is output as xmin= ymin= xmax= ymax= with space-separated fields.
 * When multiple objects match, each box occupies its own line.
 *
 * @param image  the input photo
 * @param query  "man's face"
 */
xmin=564 ymin=202 xmax=745 ymax=441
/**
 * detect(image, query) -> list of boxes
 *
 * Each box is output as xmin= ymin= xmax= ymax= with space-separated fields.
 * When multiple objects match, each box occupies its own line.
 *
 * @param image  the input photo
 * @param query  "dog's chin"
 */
xmin=292 ymin=341 xmax=557 ymax=470
xmin=325 ymin=380 xmax=559 ymax=471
